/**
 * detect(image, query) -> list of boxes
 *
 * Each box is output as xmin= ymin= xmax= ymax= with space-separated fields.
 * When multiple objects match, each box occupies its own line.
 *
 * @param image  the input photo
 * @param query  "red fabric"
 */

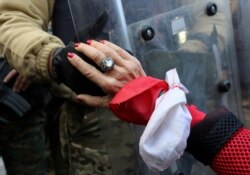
xmin=109 ymin=76 xmax=168 ymax=125
xmin=110 ymin=76 xmax=205 ymax=125
xmin=186 ymin=105 xmax=206 ymax=127
xmin=211 ymin=127 xmax=250 ymax=175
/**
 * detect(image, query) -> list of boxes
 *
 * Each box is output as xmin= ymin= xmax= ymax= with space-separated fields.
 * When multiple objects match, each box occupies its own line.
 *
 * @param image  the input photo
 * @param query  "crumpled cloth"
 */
xmin=110 ymin=76 xmax=168 ymax=125
xmin=139 ymin=68 xmax=192 ymax=172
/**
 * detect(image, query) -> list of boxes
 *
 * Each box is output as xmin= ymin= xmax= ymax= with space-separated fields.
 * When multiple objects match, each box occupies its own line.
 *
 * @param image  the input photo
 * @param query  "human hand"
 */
xmin=50 ymin=42 xmax=105 ymax=95
xmin=67 ymin=40 xmax=146 ymax=107
xmin=3 ymin=69 xmax=31 ymax=92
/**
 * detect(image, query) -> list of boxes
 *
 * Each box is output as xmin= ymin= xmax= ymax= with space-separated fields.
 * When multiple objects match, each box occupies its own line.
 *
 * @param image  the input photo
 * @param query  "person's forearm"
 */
xmin=0 ymin=0 xmax=64 ymax=83
xmin=186 ymin=106 xmax=250 ymax=175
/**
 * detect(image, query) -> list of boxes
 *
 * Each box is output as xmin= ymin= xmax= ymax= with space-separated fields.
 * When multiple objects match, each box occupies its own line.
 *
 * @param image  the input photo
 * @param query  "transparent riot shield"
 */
xmin=67 ymin=0 xmax=242 ymax=174
xmin=66 ymin=1 xmax=141 ymax=175
xmin=122 ymin=0 xmax=241 ymax=116
xmin=121 ymin=0 xmax=242 ymax=174
xmin=232 ymin=0 xmax=250 ymax=127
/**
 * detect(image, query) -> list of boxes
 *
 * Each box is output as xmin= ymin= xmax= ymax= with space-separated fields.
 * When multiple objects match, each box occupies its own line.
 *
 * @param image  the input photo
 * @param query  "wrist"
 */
xmin=49 ymin=47 xmax=63 ymax=82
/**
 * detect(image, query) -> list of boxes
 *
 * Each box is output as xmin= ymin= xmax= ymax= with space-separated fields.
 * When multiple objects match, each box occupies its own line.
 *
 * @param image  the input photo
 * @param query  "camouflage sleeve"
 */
xmin=0 ymin=0 xmax=64 ymax=83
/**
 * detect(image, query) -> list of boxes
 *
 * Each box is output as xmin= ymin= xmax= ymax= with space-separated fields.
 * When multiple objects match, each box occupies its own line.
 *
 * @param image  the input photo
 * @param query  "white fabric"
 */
xmin=139 ymin=68 xmax=192 ymax=172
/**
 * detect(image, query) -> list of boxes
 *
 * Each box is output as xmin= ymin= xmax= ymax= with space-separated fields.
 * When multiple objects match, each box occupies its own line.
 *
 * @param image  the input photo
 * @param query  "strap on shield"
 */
xmin=75 ymin=10 xmax=109 ymax=42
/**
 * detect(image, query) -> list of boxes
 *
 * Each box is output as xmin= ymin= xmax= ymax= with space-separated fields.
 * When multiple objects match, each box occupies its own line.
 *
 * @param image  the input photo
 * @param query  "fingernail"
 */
xmin=74 ymin=43 xmax=80 ymax=47
xmin=76 ymin=97 xmax=84 ymax=103
xmin=67 ymin=52 xmax=74 ymax=58
xmin=99 ymin=40 xmax=105 ymax=44
xmin=86 ymin=40 xmax=93 ymax=45
xmin=76 ymin=98 xmax=82 ymax=102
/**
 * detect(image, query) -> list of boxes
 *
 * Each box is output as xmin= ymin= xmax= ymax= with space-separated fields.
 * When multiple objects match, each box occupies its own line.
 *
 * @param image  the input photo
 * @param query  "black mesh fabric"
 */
xmin=186 ymin=108 xmax=243 ymax=165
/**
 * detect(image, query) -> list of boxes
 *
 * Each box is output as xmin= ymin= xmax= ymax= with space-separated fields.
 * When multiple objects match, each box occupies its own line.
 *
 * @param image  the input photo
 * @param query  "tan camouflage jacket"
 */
xmin=0 ymin=0 xmax=76 ymax=101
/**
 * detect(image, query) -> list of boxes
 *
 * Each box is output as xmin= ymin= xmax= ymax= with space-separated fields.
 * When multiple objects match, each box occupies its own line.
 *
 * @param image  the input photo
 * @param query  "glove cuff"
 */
xmin=50 ymin=47 xmax=64 ymax=82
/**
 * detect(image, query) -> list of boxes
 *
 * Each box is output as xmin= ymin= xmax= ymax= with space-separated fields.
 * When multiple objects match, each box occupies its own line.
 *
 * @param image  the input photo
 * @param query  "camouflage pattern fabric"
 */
xmin=0 ymin=107 xmax=55 ymax=175
xmin=59 ymin=102 xmax=138 ymax=175
xmin=59 ymin=102 xmax=112 ymax=175
xmin=96 ymin=108 xmax=139 ymax=175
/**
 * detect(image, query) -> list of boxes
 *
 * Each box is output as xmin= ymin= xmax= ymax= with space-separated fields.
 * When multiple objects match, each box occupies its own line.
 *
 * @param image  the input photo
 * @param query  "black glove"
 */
xmin=51 ymin=10 xmax=110 ymax=95
xmin=51 ymin=42 xmax=105 ymax=95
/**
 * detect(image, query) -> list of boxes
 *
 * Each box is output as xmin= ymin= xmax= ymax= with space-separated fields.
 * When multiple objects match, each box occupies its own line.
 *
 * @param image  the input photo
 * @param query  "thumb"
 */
xmin=76 ymin=94 xmax=111 ymax=107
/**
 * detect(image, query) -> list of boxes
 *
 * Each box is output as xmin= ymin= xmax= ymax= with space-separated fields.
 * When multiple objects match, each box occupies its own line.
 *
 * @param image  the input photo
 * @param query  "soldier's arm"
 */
xmin=0 ymin=1 xmax=80 ymax=102
xmin=0 ymin=0 xmax=64 ymax=83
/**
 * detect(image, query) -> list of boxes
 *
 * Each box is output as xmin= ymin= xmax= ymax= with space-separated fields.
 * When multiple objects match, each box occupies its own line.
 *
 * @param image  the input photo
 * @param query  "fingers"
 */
xmin=3 ymin=69 xmax=31 ymax=92
xmin=74 ymin=42 xmax=107 ymax=67
xmin=67 ymin=53 xmax=107 ymax=89
xmin=13 ymin=75 xmax=31 ymax=92
xmin=100 ymin=40 xmax=136 ymax=61
xmin=68 ymin=40 xmax=146 ymax=95
xmin=95 ymin=40 xmax=146 ymax=76
xmin=68 ymin=53 xmax=124 ymax=94
xmin=76 ymin=94 xmax=111 ymax=107
xmin=75 ymin=40 xmax=146 ymax=77
xmin=77 ymin=40 xmax=129 ymax=67
xmin=3 ymin=69 xmax=17 ymax=83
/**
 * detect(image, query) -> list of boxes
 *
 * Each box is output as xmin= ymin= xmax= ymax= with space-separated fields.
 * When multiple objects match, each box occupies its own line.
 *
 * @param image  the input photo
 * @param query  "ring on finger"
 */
xmin=100 ymin=57 xmax=115 ymax=72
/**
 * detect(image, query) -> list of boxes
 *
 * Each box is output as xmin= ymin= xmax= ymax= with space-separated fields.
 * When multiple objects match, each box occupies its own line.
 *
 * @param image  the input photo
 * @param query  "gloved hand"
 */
xmin=50 ymin=10 xmax=110 ymax=95
xmin=51 ymin=42 xmax=105 ymax=95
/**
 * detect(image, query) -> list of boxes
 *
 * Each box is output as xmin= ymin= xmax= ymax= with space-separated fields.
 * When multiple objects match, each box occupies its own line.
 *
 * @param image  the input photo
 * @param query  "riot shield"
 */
xmin=232 ymin=0 xmax=250 ymax=127
xmin=123 ymin=0 xmax=241 ymax=115
xmin=122 ymin=0 xmax=242 ymax=174
xmin=66 ymin=1 xmax=141 ymax=175
xmin=66 ymin=0 xmax=242 ymax=174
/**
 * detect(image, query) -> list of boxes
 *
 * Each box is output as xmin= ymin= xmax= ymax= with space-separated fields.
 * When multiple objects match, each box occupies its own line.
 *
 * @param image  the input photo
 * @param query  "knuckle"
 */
xmin=72 ymin=56 xmax=82 ymax=65
xmin=104 ymin=79 xmax=112 ymax=89
xmin=125 ymin=60 xmax=143 ymax=77
xmin=104 ymin=79 xmax=117 ymax=94
xmin=83 ymin=65 xmax=96 ymax=77
xmin=129 ymin=60 xmax=140 ymax=71
xmin=115 ymin=48 xmax=125 ymax=56
xmin=103 ymin=50 xmax=114 ymax=57
xmin=91 ymin=51 xmax=102 ymax=63
xmin=135 ymin=60 xmax=143 ymax=69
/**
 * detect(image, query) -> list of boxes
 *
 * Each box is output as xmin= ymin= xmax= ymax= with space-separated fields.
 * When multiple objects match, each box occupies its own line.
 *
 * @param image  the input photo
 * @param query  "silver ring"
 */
xmin=100 ymin=57 xmax=115 ymax=72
